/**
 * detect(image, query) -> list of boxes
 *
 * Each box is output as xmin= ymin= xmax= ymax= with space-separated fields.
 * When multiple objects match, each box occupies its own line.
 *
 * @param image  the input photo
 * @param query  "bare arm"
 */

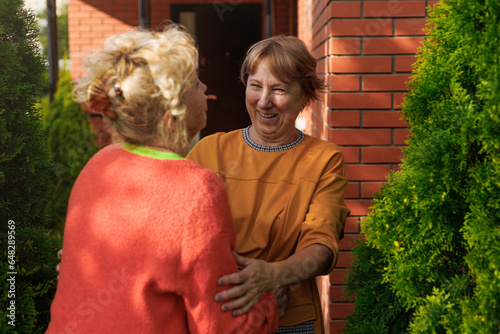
xmin=215 ymin=244 xmax=333 ymax=316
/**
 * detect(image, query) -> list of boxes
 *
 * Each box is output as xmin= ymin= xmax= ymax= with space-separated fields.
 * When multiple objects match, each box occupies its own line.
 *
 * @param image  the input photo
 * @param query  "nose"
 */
xmin=201 ymin=81 xmax=208 ymax=93
xmin=257 ymin=89 xmax=273 ymax=109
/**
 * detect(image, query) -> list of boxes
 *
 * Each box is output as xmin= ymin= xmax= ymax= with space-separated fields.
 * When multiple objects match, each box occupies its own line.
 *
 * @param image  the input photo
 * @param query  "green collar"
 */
xmin=121 ymin=143 xmax=185 ymax=160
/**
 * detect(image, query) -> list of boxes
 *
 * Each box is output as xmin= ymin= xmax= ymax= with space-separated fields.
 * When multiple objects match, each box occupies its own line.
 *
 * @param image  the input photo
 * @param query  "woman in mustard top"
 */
xmin=187 ymin=35 xmax=350 ymax=333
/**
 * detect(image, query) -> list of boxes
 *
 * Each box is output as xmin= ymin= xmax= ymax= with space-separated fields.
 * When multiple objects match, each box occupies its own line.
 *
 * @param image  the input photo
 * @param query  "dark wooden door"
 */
xmin=172 ymin=4 xmax=262 ymax=138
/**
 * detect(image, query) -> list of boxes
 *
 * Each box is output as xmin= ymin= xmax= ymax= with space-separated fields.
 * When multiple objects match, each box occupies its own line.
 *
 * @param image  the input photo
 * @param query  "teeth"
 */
xmin=259 ymin=112 xmax=277 ymax=119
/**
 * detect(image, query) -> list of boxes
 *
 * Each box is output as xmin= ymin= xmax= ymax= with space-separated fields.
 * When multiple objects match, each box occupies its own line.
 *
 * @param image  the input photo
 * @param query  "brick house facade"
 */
xmin=68 ymin=1 xmax=437 ymax=332
xmin=296 ymin=1 xmax=437 ymax=332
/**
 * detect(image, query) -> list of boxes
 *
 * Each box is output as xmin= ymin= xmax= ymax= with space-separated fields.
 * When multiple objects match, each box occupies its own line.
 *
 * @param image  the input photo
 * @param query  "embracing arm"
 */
xmin=215 ymin=149 xmax=350 ymax=315
xmin=216 ymin=244 xmax=333 ymax=315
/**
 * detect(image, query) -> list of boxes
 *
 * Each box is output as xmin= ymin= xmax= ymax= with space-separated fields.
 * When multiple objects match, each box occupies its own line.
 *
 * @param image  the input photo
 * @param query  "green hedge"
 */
xmin=0 ymin=0 xmax=59 ymax=332
xmin=0 ymin=0 xmax=54 ymax=232
xmin=40 ymin=65 xmax=99 ymax=237
xmin=344 ymin=0 xmax=500 ymax=333
xmin=0 ymin=226 xmax=59 ymax=334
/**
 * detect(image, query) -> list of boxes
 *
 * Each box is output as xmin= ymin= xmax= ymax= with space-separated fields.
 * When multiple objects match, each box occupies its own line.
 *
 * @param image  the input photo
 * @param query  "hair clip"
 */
xmin=113 ymin=83 xmax=123 ymax=96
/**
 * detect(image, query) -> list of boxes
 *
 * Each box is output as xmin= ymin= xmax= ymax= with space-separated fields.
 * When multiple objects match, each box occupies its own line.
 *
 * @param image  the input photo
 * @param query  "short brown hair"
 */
xmin=240 ymin=35 xmax=325 ymax=106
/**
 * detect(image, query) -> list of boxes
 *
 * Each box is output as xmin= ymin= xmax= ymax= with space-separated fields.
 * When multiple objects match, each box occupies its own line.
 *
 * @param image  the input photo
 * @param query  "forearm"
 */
xmin=270 ymin=244 xmax=333 ymax=290
xmin=214 ymin=244 xmax=333 ymax=316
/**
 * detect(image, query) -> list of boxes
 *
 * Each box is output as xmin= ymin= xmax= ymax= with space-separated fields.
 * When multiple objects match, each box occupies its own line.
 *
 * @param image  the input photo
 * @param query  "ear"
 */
xmin=163 ymin=112 xmax=177 ymax=130
xmin=300 ymin=96 xmax=309 ymax=111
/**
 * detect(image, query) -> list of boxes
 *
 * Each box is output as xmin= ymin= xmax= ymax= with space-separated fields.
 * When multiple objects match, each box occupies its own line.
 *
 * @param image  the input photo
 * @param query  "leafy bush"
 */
xmin=0 ymin=0 xmax=54 ymax=232
xmin=0 ymin=0 xmax=60 ymax=332
xmin=0 ymin=226 xmax=60 ymax=334
xmin=40 ymin=66 xmax=99 ymax=237
xmin=344 ymin=0 xmax=500 ymax=332
xmin=343 ymin=239 xmax=412 ymax=334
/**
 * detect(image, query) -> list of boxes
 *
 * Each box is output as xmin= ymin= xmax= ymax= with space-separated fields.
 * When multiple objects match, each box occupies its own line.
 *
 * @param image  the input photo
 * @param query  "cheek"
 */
xmin=274 ymin=97 xmax=288 ymax=110
xmin=245 ymin=90 xmax=259 ymax=105
xmin=280 ymin=98 xmax=301 ymax=117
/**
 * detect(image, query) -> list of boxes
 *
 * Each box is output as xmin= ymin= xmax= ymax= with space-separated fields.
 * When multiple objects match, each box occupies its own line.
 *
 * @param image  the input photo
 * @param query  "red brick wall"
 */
xmin=69 ymin=0 xmax=138 ymax=79
xmin=68 ymin=0 xmax=294 ymax=80
xmin=297 ymin=1 xmax=438 ymax=333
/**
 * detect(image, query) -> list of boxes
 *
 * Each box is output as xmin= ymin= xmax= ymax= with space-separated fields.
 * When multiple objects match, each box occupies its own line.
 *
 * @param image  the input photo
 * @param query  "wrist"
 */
xmin=269 ymin=260 xmax=287 ymax=290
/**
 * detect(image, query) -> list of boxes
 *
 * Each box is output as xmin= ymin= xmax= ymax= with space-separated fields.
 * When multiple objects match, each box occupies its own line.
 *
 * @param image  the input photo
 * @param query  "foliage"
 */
xmin=0 ymin=1 xmax=60 ymax=332
xmin=343 ymin=239 xmax=413 ymax=334
xmin=40 ymin=65 xmax=99 ymax=237
xmin=0 ymin=226 xmax=60 ymax=333
xmin=0 ymin=0 xmax=55 ymax=231
xmin=344 ymin=0 xmax=500 ymax=332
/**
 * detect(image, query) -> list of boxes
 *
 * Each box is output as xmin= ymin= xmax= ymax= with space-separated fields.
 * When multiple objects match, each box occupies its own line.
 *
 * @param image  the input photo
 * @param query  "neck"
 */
xmin=143 ymin=141 xmax=186 ymax=157
xmin=248 ymin=126 xmax=300 ymax=147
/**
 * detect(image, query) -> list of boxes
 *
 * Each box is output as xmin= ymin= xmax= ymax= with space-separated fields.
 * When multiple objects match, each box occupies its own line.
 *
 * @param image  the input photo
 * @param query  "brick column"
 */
xmin=298 ymin=1 xmax=437 ymax=333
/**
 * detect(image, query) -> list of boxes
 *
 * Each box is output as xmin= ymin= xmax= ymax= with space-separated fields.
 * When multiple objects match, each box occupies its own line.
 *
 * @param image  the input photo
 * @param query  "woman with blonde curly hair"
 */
xmin=46 ymin=25 xmax=278 ymax=334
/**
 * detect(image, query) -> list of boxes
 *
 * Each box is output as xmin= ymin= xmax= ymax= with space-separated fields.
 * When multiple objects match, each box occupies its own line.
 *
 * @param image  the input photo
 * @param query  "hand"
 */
xmin=56 ymin=249 xmax=62 ymax=279
xmin=272 ymin=286 xmax=289 ymax=319
xmin=215 ymin=251 xmax=278 ymax=316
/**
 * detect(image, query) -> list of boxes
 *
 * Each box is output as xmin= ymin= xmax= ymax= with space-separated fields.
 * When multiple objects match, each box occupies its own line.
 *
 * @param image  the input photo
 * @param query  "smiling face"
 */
xmin=245 ymin=58 xmax=307 ymax=146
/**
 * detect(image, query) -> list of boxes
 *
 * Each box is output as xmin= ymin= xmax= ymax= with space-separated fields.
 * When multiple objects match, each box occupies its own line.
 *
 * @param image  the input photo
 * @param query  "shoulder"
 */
xmin=302 ymin=135 xmax=344 ymax=160
xmin=182 ymin=160 xmax=226 ymax=193
xmin=296 ymin=135 xmax=347 ymax=178
xmin=183 ymin=159 xmax=220 ymax=181
xmin=77 ymin=143 xmax=123 ymax=173
xmin=180 ymin=161 xmax=233 ymax=229
xmin=89 ymin=143 xmax=122 ymax=160
xmin=187 ymin=129 xmax=243 ymax=163
xmin=191 ymin=129 xmax=242 ymax=150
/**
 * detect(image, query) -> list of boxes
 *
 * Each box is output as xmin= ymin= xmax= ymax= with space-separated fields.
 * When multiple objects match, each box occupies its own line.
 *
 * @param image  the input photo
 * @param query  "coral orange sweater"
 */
xmin=47 ymin=143 xmax=278 ymax=334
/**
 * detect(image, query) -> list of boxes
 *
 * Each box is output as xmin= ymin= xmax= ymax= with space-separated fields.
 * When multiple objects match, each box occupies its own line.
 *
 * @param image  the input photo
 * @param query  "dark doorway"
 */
xmin=172 ymin=4 xmax=262 ymax=138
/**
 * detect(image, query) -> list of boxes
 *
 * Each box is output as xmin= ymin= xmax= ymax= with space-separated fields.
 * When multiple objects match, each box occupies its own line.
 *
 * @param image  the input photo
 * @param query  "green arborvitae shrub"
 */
xmin=0 ymin=226 xmax=59 ymax=334
xmin=344 ymin=0 xmax=500 ymax=333
xmin=343 ymin=238 xmax=413 ymax=334
xmin=0 ymin=0 xmax=60 ymax=332
xmin=41 ymin=66 xmax=99 ymax=237
xmin=0 ymin=0 xmax=54 ymax=231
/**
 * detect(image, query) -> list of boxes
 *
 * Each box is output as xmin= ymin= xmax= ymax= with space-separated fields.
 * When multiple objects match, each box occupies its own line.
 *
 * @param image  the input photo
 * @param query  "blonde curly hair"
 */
xmin=74 ymin=24 xmax=198 ymax=151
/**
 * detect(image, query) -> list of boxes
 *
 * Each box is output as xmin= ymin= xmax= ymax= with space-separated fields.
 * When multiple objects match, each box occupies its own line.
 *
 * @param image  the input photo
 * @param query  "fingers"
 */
xmin=231 ymin=250 xmax=252 ymax=268
xmin=56 ymin=249 xmax=63 ymax=280
xmin=56 ymin=249 xmax=63 ymax=279
xmin=218 ymin=291 xmax=261 ymax=316
xmin=221 ymin=294 xmax=254 ymax=312
xmin=215 ymin=256 xmax=278 ymax=316
xmin=226 ymin=297 xmax=259 ymax=316
xmin=215 ymin=284 xmax=247 ymax=302
xmin=217 ymin=269 xmax=247 ymax=288
xmin=215 ymin=267 xmax=262 ymax=315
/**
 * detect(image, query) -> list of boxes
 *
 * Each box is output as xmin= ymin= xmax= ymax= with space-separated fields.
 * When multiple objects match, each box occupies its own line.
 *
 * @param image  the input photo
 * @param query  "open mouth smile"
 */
xmin=258 ymin=111 xmax=278 ymax=119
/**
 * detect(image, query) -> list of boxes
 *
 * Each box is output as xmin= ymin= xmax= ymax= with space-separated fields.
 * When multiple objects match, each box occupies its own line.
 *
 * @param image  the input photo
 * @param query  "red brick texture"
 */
xmin=68 ymin=0 xmax=296 ymax=80
xmin=298 ymin=0 xmax=433 ymax=332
